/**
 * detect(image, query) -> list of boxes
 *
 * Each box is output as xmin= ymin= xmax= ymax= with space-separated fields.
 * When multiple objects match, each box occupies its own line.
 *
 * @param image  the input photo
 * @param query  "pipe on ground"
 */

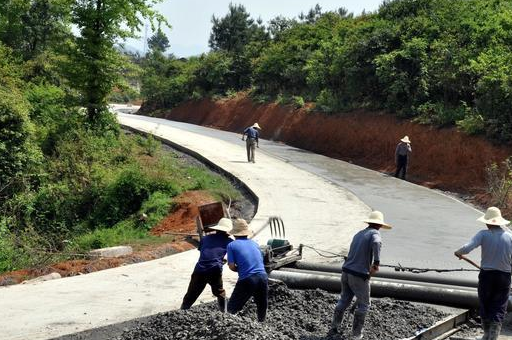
xmin=291 ymin=261 xmax=478 ymax=288
xmin=269 ymin=270 xmax=512 ymax=311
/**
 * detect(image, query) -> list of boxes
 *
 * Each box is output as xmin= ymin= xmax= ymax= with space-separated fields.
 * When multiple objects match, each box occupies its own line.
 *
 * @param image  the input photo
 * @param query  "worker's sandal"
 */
xmin=487 ymin=322 xmax=501 ymax=340
xmin=351 ymin=311 xmax=366 ymax=339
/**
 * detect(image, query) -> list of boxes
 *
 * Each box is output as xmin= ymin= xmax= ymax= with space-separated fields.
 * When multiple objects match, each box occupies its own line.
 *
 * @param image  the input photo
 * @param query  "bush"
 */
xmin=486 ymin=157 xmax=512 ymax=210
xmin=414 ymin=102 xmax=466 ymax=126
xmin=457 ymin=111 xmax=485 ymax=135
xmin=69 ymin=220 xmax=150 ymax=251
xmin=138 ymin=191 xmax=173 ymax=230
xmin=0 ymin=89 xmax=32 ymax=186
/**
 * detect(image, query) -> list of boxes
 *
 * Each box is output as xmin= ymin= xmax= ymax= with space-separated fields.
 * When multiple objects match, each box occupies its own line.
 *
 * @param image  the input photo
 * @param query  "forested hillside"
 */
xmin=141 ymin=0 xmax=512 ymax=143
xmin=0 ymin=0 xmax=238 ymax=275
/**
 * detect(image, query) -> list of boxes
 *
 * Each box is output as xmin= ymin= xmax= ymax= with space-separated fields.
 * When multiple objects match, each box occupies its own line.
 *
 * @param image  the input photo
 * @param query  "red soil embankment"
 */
xmin=151 ymin=94 xmax=511 ymax=199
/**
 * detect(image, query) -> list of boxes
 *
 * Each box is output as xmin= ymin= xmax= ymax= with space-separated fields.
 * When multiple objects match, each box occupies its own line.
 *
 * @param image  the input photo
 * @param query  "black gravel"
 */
xmin=115 ymin=282 xmax=447 ymax=340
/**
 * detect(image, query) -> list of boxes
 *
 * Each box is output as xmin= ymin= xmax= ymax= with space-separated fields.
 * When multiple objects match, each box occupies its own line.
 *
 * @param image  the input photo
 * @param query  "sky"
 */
xmin=124 ymin=0 xmax=384 ymax=57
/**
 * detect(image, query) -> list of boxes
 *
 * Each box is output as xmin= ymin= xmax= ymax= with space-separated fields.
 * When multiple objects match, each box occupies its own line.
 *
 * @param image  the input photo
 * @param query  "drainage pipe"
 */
xmin=278 ymin=268 xmax=476 ymax=292
xmin=269 ymin=270 xmax=512 ymax=311
xmin=290 ymin=261 xmax=478 ymax=288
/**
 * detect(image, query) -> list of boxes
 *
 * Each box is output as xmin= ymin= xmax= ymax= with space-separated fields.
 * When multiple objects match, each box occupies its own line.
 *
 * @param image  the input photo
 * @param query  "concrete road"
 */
xmin=117 ymin=112 xmax=485 ymax=278
xmin=0 ymin=107 xmax=369 ymax=340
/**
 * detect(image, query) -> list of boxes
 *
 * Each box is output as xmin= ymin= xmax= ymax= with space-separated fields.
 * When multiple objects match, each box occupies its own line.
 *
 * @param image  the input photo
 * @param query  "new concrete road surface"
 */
xmin=0 ymin=107 xmax=369 ymax=340
xmin=117 ymin=111 xmax=486 ymax=278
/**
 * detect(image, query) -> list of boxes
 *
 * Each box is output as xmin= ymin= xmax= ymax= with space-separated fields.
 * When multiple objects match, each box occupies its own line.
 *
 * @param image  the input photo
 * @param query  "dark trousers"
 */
xmin=395 ymin=155 xmax=408 ymax=180
xmin=246 ymin=138 xmax=256 ymax=163
xmin=227 ymin=273 xmax=268 ymax=322
xmin=181 ymin=270 xmax=226 ymax=311
xmin=478 ymin=270 xmax=511 ymax=323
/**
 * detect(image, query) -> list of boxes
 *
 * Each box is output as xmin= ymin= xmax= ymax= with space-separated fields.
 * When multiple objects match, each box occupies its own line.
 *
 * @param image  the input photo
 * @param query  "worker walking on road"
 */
xmin=242 ymin=123 xmax=261 ymax=163
xmin=227 ymin=218 xmax=268 ymax=322
xmin=328 ymin=211 xmax=392 ymax=339
xmin=181 ymin=218 xmax=233 ymax=312
xmin=394 ymin=135 xmax=412 ymax=180
xmin=454 ymin=207 xmax=512 ymax=340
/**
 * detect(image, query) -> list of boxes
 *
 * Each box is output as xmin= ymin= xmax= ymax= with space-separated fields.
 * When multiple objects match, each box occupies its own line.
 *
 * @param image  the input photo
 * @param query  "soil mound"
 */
xmin=153 ymin=94 xmax=511 ymax=200
xmin=150 ymin=190 xmax=216 ymax=236
xmin=116 ymin=282 xmax=447 ymax=340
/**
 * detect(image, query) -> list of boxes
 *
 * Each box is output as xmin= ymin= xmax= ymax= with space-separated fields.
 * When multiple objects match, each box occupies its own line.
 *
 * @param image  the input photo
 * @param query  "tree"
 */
xmin=0 ymin=0 xmax=70 ymax=60
xmin=209 ymin=3 xmax=268 ymax=53
xmin=148 ymin=27 xmax=170 ymax=53
xmin=68 ymin=0 xmax=165 ymax=127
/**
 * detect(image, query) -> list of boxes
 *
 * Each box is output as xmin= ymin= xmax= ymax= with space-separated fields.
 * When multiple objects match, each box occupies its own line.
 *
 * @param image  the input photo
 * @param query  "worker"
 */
xmin=181 ymin=217 xmax=233 ymax=312
xmin=242 ymin=123 xmax=261 ymax=163
xmin=394 ymin=135 xmax=412 ymax=180
xmin=454 ymin=207 xmax=512 ymax=340
xmin=328 ymin=211 xmax=392 ymax=338
xmin=226 ymin=218 xmax=268 ymax=322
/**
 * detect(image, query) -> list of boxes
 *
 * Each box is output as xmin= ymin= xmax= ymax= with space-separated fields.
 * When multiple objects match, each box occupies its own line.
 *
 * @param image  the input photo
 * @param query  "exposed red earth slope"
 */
xmin=147 ymin=94 xmax=511 ymax=210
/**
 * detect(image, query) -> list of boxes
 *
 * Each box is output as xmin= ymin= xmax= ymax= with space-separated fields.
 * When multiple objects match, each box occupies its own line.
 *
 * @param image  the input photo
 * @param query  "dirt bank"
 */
xmin=147 ymin=94 xmax=511 ymax=206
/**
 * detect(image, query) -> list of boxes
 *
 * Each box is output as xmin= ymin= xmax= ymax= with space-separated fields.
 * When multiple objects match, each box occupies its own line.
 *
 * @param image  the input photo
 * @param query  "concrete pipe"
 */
xmin=278 ymin=267 xmax=476 ymax=292
xmin=291 ymin=261 xmax=478 ymax=288
xmin=269 ymin=270 xmax=512 ymax=311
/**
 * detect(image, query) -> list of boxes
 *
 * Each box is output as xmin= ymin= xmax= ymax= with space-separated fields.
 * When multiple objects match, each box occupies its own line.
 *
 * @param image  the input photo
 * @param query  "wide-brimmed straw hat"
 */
xmin=252 ymin=123 xmax=262 ymax=130
xmin=477 ymin=207 xmax=510 ymax=226
xmin=400 ymin=136 xmax=411 ymax=143
xmin=209 ymin=218 xmax=233 ymax=233
xmin=364 ymin=211 xmax=392 ymax=229
xmin=230 ymin=218 xmax=254 ymax=237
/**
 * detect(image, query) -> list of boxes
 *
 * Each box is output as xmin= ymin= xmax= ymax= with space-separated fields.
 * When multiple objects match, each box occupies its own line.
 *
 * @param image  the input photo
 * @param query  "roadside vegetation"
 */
xmin=0 ymin=1 xmax=239 ymax=274
xmin=140 ymin=0 xmax=512 ymax=144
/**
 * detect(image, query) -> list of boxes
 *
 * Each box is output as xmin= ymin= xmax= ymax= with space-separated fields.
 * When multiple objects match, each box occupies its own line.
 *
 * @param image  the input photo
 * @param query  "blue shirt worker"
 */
xmin=454 ymin=207 xmax=512 ymax=340
xmin=181 ymin=218 xmax=233 ymax=312
xmin=329 ymin=211 xmax=392 ymax=339
xmin=226 ymin=218 xmax=268 ymax=322
xmin=242 ymin=123 xmax=261 ymax=163
xmin=394 ymin=135 xmax=412 ymax=180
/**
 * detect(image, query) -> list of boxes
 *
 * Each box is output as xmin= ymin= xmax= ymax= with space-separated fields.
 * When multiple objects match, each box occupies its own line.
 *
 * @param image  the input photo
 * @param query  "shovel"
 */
xmin=456 ymin=254 xmax=480 ymax=270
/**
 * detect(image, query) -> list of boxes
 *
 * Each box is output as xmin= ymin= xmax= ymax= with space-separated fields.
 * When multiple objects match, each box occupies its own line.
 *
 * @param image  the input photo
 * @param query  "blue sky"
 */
xmin=125 ymin=0 xmax=384 ymax=57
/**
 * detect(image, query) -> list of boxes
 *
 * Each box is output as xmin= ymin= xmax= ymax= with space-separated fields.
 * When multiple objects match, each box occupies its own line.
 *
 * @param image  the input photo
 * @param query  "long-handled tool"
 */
xmin=456 ymin=254 xmax=480 ymax=270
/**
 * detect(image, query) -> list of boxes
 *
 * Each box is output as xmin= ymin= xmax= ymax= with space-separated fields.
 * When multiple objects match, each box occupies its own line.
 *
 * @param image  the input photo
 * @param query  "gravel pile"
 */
xmin=116 ymin=282 xmax=447 ymax=340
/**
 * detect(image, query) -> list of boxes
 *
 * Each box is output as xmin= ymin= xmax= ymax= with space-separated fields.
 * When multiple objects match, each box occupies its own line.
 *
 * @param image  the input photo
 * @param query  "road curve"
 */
xmin=0 ymin=108 xmax=369 ymax=340
xmin=118 ymin=111 xmax=485 ymax=278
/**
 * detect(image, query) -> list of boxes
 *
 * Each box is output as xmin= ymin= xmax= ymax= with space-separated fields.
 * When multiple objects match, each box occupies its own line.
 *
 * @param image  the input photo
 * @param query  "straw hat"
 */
xmin=209 ymin=218 xmax=233 ymax=233
xmin=400 ymin=136 xmax=411 ymax=143
xmin=364 ymin=211 xmax=392 ymax=229
xmin=230 ymin=218 xmax=254 ymax=237
xmin=252 ymin=123 xmax=262 ymax=130
xmin=477 ymin=207 xmax=510 ymax=226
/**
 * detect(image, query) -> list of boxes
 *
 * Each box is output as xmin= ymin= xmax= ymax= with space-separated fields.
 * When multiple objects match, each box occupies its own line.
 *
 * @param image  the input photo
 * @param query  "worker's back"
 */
xmin=342 ymin=227 xmax=381 ymax=277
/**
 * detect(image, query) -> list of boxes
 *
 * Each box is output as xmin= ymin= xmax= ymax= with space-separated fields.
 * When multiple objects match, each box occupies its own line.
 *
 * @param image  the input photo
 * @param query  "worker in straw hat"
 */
xmin=226 ymin=218 xmax=269 ymax=322
xmin=454 ymin=207 xmax=512 ymax=340
xmin=242 ymin=123 xmax=261 ymax=163
xmin=181 ymin=217 xmax=233 ymax=312
xmin=328 ymin=211 xmax=392 ymax=339
xmin=394 ymin=135 xmax=412 ymax=180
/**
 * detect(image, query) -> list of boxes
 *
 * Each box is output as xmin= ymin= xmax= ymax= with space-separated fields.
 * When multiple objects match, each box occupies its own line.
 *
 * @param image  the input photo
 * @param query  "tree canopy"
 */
xmin=141 ymin=0 xmax=512 ymax=143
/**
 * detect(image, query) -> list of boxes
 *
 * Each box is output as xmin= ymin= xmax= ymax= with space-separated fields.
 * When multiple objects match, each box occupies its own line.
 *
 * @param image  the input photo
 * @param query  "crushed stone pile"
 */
xmin=116 ymin=282 xmax=447 ymax=340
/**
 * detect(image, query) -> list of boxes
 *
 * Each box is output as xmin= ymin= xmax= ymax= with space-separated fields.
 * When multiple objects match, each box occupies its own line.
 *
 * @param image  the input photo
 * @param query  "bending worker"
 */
xmin=242 ymin=123 xmax=261 ymax=163
xmin=181 ymin=218 xmax=233 ymax=312
xmin=454 ymin=207 xmax=512 ymax=340
xmin=329 ymin=211 xmax=392 ymax=339
xmin=227 ymin=218 xmax=268 ymax=322
xmin=394 ymin=135 xmax=412 ymax=180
